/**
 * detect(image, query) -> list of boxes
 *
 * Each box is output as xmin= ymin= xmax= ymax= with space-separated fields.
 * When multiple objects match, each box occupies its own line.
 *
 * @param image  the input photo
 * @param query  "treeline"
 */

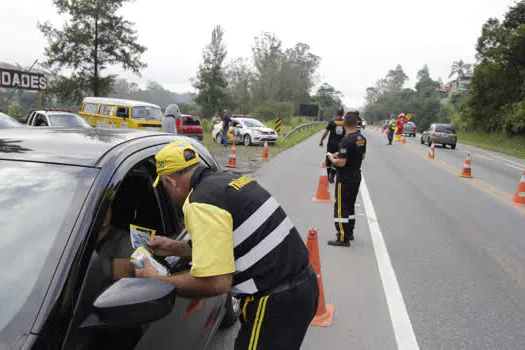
xmin=365 ymin=1 xmax=525 ymax=136
xmin=193 ymin=26 xmax=344 ymax=120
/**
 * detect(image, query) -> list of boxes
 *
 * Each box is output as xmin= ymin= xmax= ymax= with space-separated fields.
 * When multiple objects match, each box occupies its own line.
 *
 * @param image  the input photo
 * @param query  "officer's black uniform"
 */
xmin=324 ymin=117 xmax=346 ymax=182
xmin=332 ymin=131 xmax=367 ymax=245
xmin=187 ymin=166 xmax=319 ymax=349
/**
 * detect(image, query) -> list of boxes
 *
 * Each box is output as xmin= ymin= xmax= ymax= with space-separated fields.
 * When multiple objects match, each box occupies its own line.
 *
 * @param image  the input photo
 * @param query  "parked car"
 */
xmin=79 ymin=97 xmax=163 ymax=131
xmin=0 ymin=112 xmax=23 ymax=129
xmin=212 ymin=117 xmax=278 ymax=146
xmin=0 ymin=128 xmax=240 ymax=350
xmin=176 ymin=114 xmax=203 ymax=140
xmin=402 ymin=121 xmax=417 ymax=137
xmin=421 ymin=123 xmax=457 ymax=149
xmin=27 ymin=109 xmax=92 ymax=128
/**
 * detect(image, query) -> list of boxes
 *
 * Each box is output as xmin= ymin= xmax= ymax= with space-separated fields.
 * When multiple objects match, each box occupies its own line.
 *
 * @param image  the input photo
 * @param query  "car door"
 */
xmin=34 ymin=113 xmax=49 ymax=127
xmin=61 ymin=147 xmax=224 ymax=350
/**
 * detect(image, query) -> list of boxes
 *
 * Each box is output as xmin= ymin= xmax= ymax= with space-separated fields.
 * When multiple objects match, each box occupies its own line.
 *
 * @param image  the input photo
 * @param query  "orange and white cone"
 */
xmin=313 ymin=164 xmax=333 ymax=203
xmin=306 ymin=227 xmax=335 ymax=327
xmin=512 ymin=170 xmax=525 ymax=206
xmin=460 ymin=153 xmax=473 ymax=178
xmin=428 ymin=142 xmax=435 ymax=160
xmin=261 ymin=141 xmax=269 ymax=160
xmin=226 ymin=143 xmax=237 ymax=168
xmin=401 ymin=135 xmax=406 ymax=144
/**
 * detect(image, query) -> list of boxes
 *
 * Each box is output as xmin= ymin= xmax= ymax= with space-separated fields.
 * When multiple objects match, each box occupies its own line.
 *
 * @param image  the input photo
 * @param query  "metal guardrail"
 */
xmin=282 ymin=121 xmax=325 ymax=140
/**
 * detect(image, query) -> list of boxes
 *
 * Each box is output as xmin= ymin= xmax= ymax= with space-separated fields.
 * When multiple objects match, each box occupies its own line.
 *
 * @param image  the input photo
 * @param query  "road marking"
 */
xmin=360 ymin=176 xmax=420 ymax=350
xmin=505 ymin=163 xmax=525 ymax=171
xmin=476 ymin=154 xmax=494 ymax=161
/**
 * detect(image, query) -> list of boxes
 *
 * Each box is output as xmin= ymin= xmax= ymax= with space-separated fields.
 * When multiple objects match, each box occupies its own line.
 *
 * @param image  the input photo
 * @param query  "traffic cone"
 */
xmin=226 ymin=143 xmax=237 ymax=168
xmin=401 ymin=135 xmax=406 ymax=144
xmin=307 ymin=227 xmax=335 ymax=327
xmin=460 ymin=153 xmax=473 ymax=178
xmin=312 ymin=163 xmax=333 ymax=203
xmin=261 ymin=141 xmax=269 ymax=160
xmin=512 ymin=171 xmax=525 ymax=206
xmin=428 ymin=142 xmax=435 ymax=160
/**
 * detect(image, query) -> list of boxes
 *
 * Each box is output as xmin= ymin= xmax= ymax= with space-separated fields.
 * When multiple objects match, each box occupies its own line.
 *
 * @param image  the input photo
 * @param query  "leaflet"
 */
xmin=129 ymin=224 xmax=156 ymax=252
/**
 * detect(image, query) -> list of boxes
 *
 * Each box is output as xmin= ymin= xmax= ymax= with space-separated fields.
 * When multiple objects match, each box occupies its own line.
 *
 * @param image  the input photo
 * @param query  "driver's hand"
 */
xmin=147 ymin=236 xmax=175 ymax=256
xmin=135 ymin=256 xmax=160 ymax=280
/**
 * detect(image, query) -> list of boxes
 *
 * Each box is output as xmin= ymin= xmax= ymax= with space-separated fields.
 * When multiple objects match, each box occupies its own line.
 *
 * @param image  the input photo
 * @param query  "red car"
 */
xmin=176 ymin=114 xmax=203 ymax=141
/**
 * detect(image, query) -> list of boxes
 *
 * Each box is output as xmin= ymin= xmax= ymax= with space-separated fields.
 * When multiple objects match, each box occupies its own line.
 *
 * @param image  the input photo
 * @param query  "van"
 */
xmin=79 ymin=97 xmax=163 ymax=131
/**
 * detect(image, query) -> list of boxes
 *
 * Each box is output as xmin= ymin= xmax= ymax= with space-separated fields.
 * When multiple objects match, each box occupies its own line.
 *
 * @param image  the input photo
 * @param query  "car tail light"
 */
xmin=414 ymin=128 xmax=417 ymax=132
xmin=432 ymin=132 xmax=436 ymax=137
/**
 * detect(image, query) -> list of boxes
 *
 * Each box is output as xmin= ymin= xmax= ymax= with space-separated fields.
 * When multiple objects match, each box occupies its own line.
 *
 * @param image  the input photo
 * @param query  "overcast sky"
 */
xmin=0 ymin=0 xmax=515 ymax=107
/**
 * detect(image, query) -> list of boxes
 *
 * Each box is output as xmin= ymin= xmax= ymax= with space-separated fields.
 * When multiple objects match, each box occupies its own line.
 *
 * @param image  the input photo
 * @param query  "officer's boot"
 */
xmin=328 ymin=233 xmax=350 ymax=247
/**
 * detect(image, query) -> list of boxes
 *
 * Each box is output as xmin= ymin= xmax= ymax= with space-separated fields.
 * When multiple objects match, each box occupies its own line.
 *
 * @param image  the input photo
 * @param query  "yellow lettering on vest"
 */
xmin=228 ymin=176 xmax=254 ymax=190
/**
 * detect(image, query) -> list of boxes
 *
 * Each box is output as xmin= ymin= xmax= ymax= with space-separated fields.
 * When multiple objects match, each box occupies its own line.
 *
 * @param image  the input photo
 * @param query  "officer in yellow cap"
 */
xmin=137 ymin=140 xmax=319 ymax=350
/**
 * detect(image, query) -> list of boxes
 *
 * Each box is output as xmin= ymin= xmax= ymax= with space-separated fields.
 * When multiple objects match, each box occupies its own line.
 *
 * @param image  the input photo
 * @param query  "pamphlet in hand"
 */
xmin=130 ymin=247 xmax=168 ymax=276
xmin=130 ymin=224 xmax=156 ymax=253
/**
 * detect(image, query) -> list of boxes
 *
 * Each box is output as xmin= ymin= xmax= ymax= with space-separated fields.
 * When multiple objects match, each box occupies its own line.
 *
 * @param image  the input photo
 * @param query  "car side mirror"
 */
xmin=81 ymin=278 xmax=176 ymax=328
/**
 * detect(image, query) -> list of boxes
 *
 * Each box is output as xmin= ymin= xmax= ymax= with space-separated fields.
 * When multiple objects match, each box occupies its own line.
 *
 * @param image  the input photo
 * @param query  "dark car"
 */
xmin=0 ymin=128 xmax=239 ymax=350
xmin=421 ymin=123 xmax=457 ymax=149
xmin=402 ymin=121 xmax=417 ymax=137
xmin=0 ymin=112 xmax=23 ymax=129
xmin=176 ymin=114 xmax=203 ymax=140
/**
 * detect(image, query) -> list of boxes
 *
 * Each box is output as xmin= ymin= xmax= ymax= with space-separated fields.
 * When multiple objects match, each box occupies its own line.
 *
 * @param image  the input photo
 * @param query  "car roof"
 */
xmin=82 ymin=97 xmax=160 ymax=109
xmin=0 ymin=128 xmax=182 ymax=167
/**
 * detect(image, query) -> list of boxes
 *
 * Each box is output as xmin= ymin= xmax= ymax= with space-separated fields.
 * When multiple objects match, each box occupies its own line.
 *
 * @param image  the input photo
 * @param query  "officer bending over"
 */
xmin=135 ymin=141 xmax=319 ymax=349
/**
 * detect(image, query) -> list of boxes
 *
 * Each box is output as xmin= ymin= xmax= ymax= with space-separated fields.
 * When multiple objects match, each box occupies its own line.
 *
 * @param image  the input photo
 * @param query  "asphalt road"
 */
xmin=210 ymin=128 xmax=525 ymax=350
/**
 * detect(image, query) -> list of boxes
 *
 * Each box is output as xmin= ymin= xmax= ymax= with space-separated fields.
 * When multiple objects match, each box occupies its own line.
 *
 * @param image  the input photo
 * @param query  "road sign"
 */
xmin=275 ymin=117 xmax=282 ymax=135
xmin=406 ymin=114 xmax=412 ymax=120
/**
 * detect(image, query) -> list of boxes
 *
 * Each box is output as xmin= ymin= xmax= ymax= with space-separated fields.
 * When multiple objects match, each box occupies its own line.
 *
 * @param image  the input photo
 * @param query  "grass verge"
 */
xmin=458 ymin=131 xmax=525 ymax=159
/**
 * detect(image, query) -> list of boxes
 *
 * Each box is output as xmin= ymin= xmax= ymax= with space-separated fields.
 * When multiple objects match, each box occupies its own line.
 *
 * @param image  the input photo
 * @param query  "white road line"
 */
xmin=505 ymin=163 xmax=525 ymax=171
xmin=360 ymin=176 xmax=420 ymax=350
xmin=476 ymin=154 xmax=494 ymax=161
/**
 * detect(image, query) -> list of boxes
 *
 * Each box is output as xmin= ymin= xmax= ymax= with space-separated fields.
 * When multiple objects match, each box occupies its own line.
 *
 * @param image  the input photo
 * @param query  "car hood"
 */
xmin=250 ymin=127 xmax=274 ymax=133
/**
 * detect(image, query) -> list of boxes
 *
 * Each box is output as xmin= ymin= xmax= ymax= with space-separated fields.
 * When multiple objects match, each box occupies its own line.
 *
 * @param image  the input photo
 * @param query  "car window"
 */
xmin=0 ymin=161 xmax=97 ymax=341
xmin=131 ymin=106 xmax=162 ymax=121
xmin=49 ymin=114 xmax=92 ymax=128
xmin=243 ymin=119 xmax=265 ymax=128
xmin=116 ymin=107 xmax=128 ymax=118
xmin=82 ymin=103 xmax=99 ymax=114
xmin=182 ymin=117 xmax=201 ymax=126
xmin=99 ymin=105 xmax=116 ymax=116
xmin=34 ymin=114 xmax=49 ymax=127
xmin=436 ymin=125 xmax=455 ymax=134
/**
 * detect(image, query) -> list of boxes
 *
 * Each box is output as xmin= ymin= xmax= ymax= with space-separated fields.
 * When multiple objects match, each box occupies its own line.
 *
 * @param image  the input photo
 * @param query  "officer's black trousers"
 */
xmin=325 ymin=144 xmax=338 ymax=178
xmin=235 ymin=273 xmax=319 ymax=350
xmin=333 ymin=173 xmax=361 ymax=242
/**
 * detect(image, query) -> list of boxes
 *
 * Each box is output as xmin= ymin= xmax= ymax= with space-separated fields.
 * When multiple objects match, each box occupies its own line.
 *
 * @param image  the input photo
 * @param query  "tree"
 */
xmin=313 ymin=83 xmax=343 ymax=118
xmin=39 ymin=0 xmax=146 ymax=97
xmin=448 ymin=60 xmax=472 ymax=81
xmin=193 ymin=25 xmax=230 ymax=117
xmin=226 ymin=58 xmax=254 ymax=113
xmin=251 ymin=32 xmax=283 ymax=105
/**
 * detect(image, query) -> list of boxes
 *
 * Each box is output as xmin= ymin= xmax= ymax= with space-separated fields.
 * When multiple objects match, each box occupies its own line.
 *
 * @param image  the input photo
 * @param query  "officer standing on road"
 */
xmin=387 ymin=116 xmax=396 ymax=145
xmin=319 ymin=107 xmax=345 ymax=184
xmin=356 ymin=111 xmax=363 ymax=133
xmin=136 ymin=141 xmax=319 ymax=349
xmin=222 ymin=109 xmax=232 ymax=147
xmin=327 ymin=112 xmax=367 ymax=247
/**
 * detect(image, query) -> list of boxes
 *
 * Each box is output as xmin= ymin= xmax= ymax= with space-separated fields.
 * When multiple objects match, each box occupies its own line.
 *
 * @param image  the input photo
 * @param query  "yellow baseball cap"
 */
xmin=152 ymin=141 xmax=200 ymax=187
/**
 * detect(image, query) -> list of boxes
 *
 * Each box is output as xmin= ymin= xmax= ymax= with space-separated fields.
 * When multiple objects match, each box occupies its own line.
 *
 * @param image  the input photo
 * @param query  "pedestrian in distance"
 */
xmin=319 ymin=107 xmax=346 ymax=184
xmin=387 ymin=117 xmax=396 ymax=145
xmin=162 ymin=104 xmax=181 ymax=134
xmin=327 ymin=112 xmax=367 ymax=247
xmin=136 ymin=141 xmax=319 ymax=349
xmin=222 ymin=109 xmax=232 ymax=147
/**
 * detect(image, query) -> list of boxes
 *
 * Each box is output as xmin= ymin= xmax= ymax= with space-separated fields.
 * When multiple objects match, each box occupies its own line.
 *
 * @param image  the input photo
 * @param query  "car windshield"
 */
xmin=49 ymin=114 xmax=91 ymax=128
xmin=243 ymin=119 xmax=265 ymax=128
xmin=0 ymin=162 xmax=97 ymax=334
xmin=436 ymin=125 xmax=455 ymax=134
xmin=132 ymin=106 xmax=162 ymax=121
xmin=182 ymin=117 xmax=201 ymax=125
xmin=0 ymin=113 xmax=22 ymax=128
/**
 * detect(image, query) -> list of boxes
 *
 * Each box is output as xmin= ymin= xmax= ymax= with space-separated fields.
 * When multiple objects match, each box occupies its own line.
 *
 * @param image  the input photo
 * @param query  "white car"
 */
xmin=212 ymin=117 xmax=278 ymax=146
xmin=27 ymin=109 xmax=92 ymax=128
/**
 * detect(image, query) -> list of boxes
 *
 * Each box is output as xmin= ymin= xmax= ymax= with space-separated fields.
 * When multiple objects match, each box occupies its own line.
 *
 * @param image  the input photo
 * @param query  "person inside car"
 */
xmin=96 ymin=207 xmax=135 ymax=280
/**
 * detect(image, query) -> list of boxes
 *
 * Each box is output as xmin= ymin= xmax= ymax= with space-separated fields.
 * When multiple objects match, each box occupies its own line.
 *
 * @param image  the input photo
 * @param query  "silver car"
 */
xmin=421 ymin=123 xmax=457 ymax=149
xmin=402 ymin=121 xmax=417 ymax=137
xmin=0 ymin=112 xmax=23 ymax=129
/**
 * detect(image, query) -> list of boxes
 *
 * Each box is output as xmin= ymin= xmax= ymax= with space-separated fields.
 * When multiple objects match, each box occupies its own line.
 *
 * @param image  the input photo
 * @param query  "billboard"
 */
xmin=299 ymin=104 xmax=318 ymax=117
xmin=0 ymin=68 xmax=47 ymax=91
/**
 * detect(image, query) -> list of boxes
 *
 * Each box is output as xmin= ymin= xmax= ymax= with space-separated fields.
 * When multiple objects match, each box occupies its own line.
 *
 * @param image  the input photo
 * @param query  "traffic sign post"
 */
xmin=275 ymin=117 xmax=282 ymax=135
